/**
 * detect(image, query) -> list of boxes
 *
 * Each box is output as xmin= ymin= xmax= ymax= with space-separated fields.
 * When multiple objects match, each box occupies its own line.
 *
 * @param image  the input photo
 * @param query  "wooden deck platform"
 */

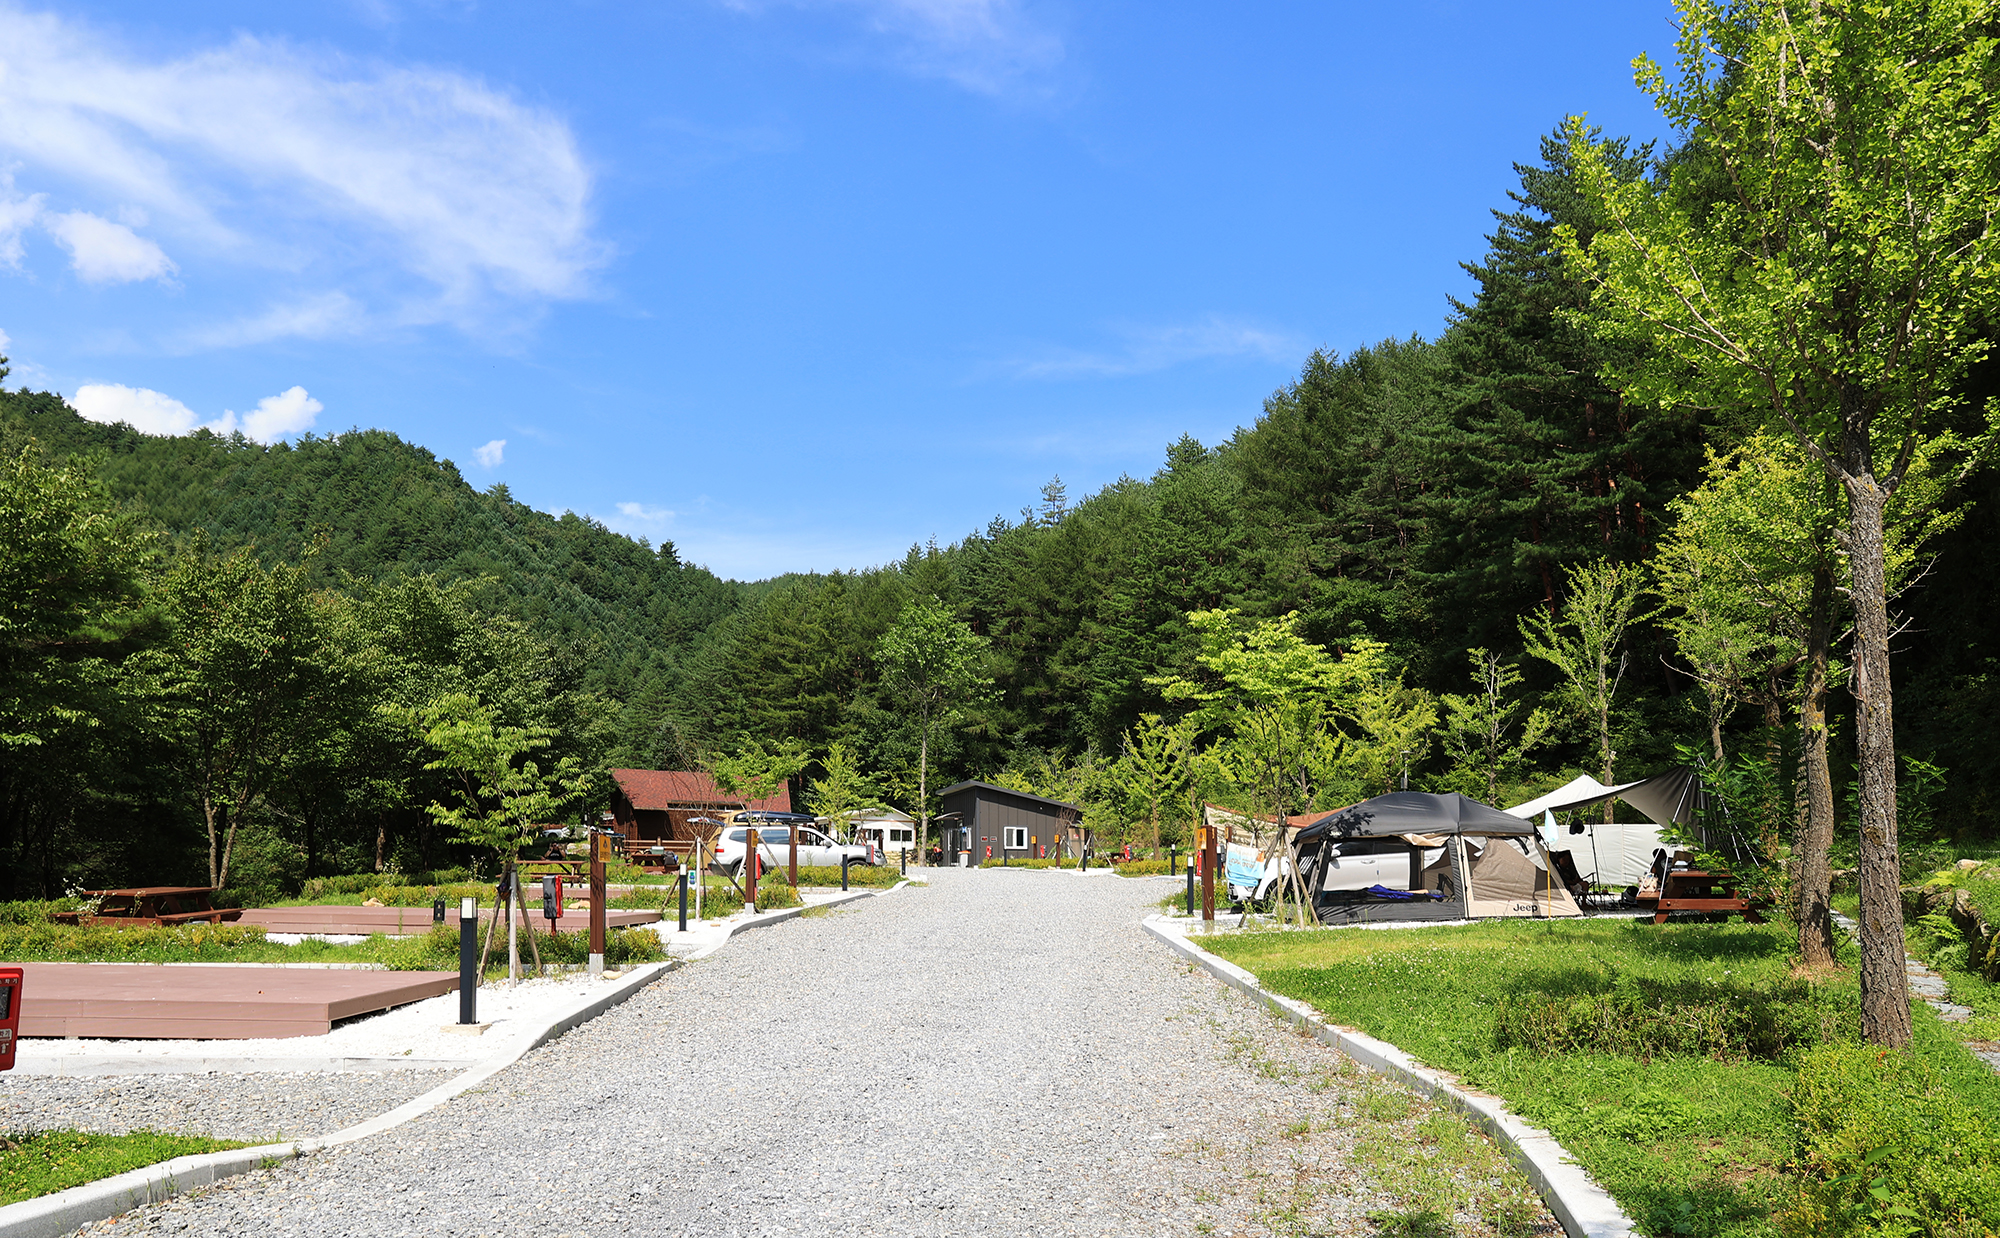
xmin=11 ymin=963 xmax=461 ymax=1039
xmin=236 ymin=906 xmax=663 ymax=937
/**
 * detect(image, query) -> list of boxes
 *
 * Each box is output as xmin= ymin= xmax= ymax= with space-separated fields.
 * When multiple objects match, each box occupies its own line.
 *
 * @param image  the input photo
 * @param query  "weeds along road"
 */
xmin=97 ymin=869 xmax=1555 ymax=1238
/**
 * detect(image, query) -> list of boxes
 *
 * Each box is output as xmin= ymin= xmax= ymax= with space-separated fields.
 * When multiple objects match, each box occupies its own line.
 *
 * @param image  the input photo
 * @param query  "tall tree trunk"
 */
xmin=1845 ymin=473 xmax=1912 ymax=1048
xmin=917 ymin=721 xmax=930 ymax=863
xmin=1794 ymin=563 xmax=1838 ymax=968
xmin=205 ymin=797 xmax=223 ymax=887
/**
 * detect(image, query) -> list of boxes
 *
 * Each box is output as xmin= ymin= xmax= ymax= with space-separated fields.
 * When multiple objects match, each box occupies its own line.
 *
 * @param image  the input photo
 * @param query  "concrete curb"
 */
xmin=1140 ymin=916 xmax=1636 ymax=1238
xmin=0 ymin=885 xmax=896 ymax=1238
xmin=5 ymin=1056 xmax=476 ymax=1076
xmin=0 ymin=1143 xmax=300 ymax=1238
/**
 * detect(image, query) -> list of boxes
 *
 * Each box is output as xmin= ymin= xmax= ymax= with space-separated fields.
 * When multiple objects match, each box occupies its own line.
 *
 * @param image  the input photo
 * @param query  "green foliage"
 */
xmin=805 ymin=739 xmax=886 ymax=825
xmin=0 ymin=919 xmax=276 ymax=962
xmin=395 ymin=692 xmax=588 ymax=861
xmin=1518 ymin=559 xmax=1648 ymax=792
xmin=1439 ymin=649 xmax=1553 ymax=803
xmin=1492 ymin=974 xmax=1846 ymax=1062
xmin=0 ymin=1131 xmax=251 ymax=1207
xmin=377 ymin=924 xmax=664 ymax=970
xmin=708 ymin=736 xmax=810 ymax=804
xmin=1779 ymin=1039 xmax=2000 ymax=1238
xmin=295 ymin=869 xmax=472 ymax=899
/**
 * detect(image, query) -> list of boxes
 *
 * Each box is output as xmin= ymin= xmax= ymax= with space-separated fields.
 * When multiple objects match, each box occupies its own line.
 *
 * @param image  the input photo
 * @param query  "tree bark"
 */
xmin=1845 ymin=472 xmax=1912 ymax=1048
xmin=917 ymin=720 xmax=930 ymax=863
xmin=1794 ymin=562 xmax=1838 ymax=969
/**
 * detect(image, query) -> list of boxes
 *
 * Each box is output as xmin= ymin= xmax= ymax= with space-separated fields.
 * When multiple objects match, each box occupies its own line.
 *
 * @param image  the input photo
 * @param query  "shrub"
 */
xmin=1778 ymin=1041 xmax=2000 ymax=1237
xmin=787 ymin=864 xmax=902 ymax=887
xmin=0 ymin=900 xmax=81 ymax=926
xmin=0 ymin=921 xmax=271 ymax=962
xmin=377 ymin=924 xmax=666 ymax=970
xmin=1492 ymin=973 xmax=1852 ymax=1062
xmin=296 ymin=870 xmax=473 ymax=900
xmin=1112 ymin=859 xmax=1171 ymax=877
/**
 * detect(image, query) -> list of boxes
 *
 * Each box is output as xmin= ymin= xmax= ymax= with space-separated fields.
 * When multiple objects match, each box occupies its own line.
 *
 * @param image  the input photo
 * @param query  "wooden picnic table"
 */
xmin=1639 ymin=869 xmax=1766 ymax=925
xmin=67 ymin=886 xmax=243 ymax=926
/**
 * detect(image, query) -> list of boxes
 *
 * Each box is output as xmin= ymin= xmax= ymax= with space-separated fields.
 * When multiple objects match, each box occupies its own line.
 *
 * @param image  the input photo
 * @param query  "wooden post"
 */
xmin=1200 ymin=824 xmax=1215 ymax=924
xmin=589 ymin=831 xmax=609 ymax=974
xmin=788 ymin=824 xmax=798 ymax=886
xmin=505 ymin=862 xmax=519 ymax=984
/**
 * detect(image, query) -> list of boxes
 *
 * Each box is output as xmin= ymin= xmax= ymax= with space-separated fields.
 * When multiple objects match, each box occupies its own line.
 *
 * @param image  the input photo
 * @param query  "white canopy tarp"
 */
xmin=1503 ymin=769 xmax=1702 ymax=888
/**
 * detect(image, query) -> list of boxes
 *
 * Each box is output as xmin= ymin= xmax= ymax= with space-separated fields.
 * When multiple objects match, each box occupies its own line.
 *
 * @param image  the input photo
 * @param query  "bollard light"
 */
xmin=458 ymin=897 xmax=479 ymax=1023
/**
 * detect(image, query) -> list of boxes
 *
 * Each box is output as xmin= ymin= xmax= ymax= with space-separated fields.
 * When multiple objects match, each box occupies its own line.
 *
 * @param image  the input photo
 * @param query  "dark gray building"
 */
xmin=936 ymin=781 xmax=1085 ymax=862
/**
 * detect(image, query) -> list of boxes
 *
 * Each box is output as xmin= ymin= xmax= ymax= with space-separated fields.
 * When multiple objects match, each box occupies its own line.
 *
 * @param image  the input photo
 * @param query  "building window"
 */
xmin=890 ymin=828 xmax=914 ymax=843
xmin=1003 ymin=827 xmax=1028 ymax=849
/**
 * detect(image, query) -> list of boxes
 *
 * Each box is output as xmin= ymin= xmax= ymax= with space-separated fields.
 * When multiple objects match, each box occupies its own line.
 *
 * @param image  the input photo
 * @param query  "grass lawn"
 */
xmin=0 ymin=1130 xmax=252 ymax=1206
xmin=1204 ymin=917 xmax=2000 ymax=1238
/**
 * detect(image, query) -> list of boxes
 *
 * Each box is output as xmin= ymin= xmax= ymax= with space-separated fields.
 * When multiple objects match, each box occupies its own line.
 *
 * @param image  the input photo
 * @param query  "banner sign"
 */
xmin=1225 ymin=841 xmax=1265 ymax=892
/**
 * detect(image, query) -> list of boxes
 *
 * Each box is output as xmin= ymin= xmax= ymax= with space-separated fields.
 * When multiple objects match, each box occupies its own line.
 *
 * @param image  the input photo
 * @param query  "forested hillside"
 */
xmin=6 ymin=121 xmax=1998 ymax=902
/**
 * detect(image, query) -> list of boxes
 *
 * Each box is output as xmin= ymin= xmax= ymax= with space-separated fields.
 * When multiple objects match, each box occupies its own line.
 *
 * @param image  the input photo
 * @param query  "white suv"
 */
xmin=710 ymin=817 xmax=875 ymax=876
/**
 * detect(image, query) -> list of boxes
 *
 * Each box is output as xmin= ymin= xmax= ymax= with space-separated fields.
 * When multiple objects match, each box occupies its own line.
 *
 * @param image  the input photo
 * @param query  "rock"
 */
xmin=363 ymin=897 xmax=385 ymax=907
xmin=1957 ymin=858 xmax=1984 ymax=871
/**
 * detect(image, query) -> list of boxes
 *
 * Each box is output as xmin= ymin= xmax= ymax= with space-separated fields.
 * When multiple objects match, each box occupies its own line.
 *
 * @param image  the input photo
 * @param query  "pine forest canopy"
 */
xmin=3 ymin=8 xmax=1999 ymax=938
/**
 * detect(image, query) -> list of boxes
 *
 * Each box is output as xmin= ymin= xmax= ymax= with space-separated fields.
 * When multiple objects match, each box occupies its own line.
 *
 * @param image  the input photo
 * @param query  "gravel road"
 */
xmin=55 ymin=870 xmax=1556 ymax=1237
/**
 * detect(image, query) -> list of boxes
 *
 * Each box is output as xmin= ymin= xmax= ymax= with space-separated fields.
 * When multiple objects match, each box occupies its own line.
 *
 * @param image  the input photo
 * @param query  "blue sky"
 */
xmin=0 ymin=1 xmax=1675 ymax=580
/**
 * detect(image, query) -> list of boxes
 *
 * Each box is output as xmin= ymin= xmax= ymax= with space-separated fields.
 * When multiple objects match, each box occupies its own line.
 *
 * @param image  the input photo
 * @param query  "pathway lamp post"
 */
xmin=458 ymin=897 xmax=478 ymax=1025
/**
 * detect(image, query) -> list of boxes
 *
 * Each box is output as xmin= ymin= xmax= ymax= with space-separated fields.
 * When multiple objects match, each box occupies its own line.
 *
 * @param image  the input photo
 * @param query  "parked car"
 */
xmin=710 ymin=813 xmax=875 ymax=876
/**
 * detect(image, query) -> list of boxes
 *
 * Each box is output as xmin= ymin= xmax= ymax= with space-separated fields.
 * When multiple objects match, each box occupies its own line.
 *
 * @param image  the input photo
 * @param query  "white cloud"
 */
xmin=0 ymin=175 xmax=45 ymax=269
xmin=176 ymin=292 xmax=366 ymax=350
xmin=230 ymin=385 xmax=321 ymax=440
xmin=73 ymin=382 xmax=202 ymax=434
xmin=42 ymin=209 xmax=175 ymax=283
xmin=615 ymin=501 xmax=674 ymax=522
xmin=726 ymin=0 xmax=1063 ymax=98
xmin=474 ymin=438 xmax=505 ymax=467
xmin=999 ymin=316 xmax=1300 ymax=380
xmin=73 ymin=380 xmax=321 ymax=442
xmin=0 ymin=327 xmax=10 ymax=352
xmin=0 ymin=5 xmax=603 ymax=329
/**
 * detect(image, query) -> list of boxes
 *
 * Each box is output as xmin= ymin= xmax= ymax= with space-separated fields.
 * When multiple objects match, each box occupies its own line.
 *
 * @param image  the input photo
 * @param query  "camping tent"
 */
xmin=1503 ymin=769 xmax=1701 ymax=888
xmin=1299 ymin=791 xmax=1582 ymax=925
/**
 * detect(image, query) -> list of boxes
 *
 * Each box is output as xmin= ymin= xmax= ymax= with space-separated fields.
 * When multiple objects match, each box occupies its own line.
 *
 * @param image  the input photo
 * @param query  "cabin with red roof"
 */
xmin=607 ymin=769 xmax=793 ymax=854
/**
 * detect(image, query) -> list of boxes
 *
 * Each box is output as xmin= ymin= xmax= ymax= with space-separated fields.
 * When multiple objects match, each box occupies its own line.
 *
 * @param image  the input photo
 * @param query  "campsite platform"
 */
xmin=236 ymin=906 xmax=663 ymax=937
xmin=11 ymin=963 xmax=461 ymax=1039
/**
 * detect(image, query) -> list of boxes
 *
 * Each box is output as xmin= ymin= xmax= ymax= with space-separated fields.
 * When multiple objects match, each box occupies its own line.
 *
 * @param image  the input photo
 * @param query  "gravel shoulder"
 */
xmin=1 ymin=1070 xmax=460 ymax=1143
xmin=43 ymin=870 xmax=1558 ymax=1237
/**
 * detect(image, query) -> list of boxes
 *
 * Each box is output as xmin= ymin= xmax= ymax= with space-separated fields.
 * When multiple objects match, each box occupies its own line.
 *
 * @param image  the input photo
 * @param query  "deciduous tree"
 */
xmin=1560 ymin=0 xmax=2000 ymax=1045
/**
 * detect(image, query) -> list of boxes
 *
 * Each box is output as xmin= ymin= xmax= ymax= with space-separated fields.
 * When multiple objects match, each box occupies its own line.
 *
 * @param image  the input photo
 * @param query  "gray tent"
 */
xmin=1301 ymin=792 xmax=1582 ymax=925
xmin=1504 ymin=768 xmax=1703 ymax=887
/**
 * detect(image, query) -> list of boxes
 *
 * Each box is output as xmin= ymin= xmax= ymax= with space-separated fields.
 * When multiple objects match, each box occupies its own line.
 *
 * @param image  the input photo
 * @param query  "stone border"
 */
xmin=1141 ymin=915 xmax=1636 ymax=1238
xmin=0 ymin=886 xmax=893 ymax=1238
